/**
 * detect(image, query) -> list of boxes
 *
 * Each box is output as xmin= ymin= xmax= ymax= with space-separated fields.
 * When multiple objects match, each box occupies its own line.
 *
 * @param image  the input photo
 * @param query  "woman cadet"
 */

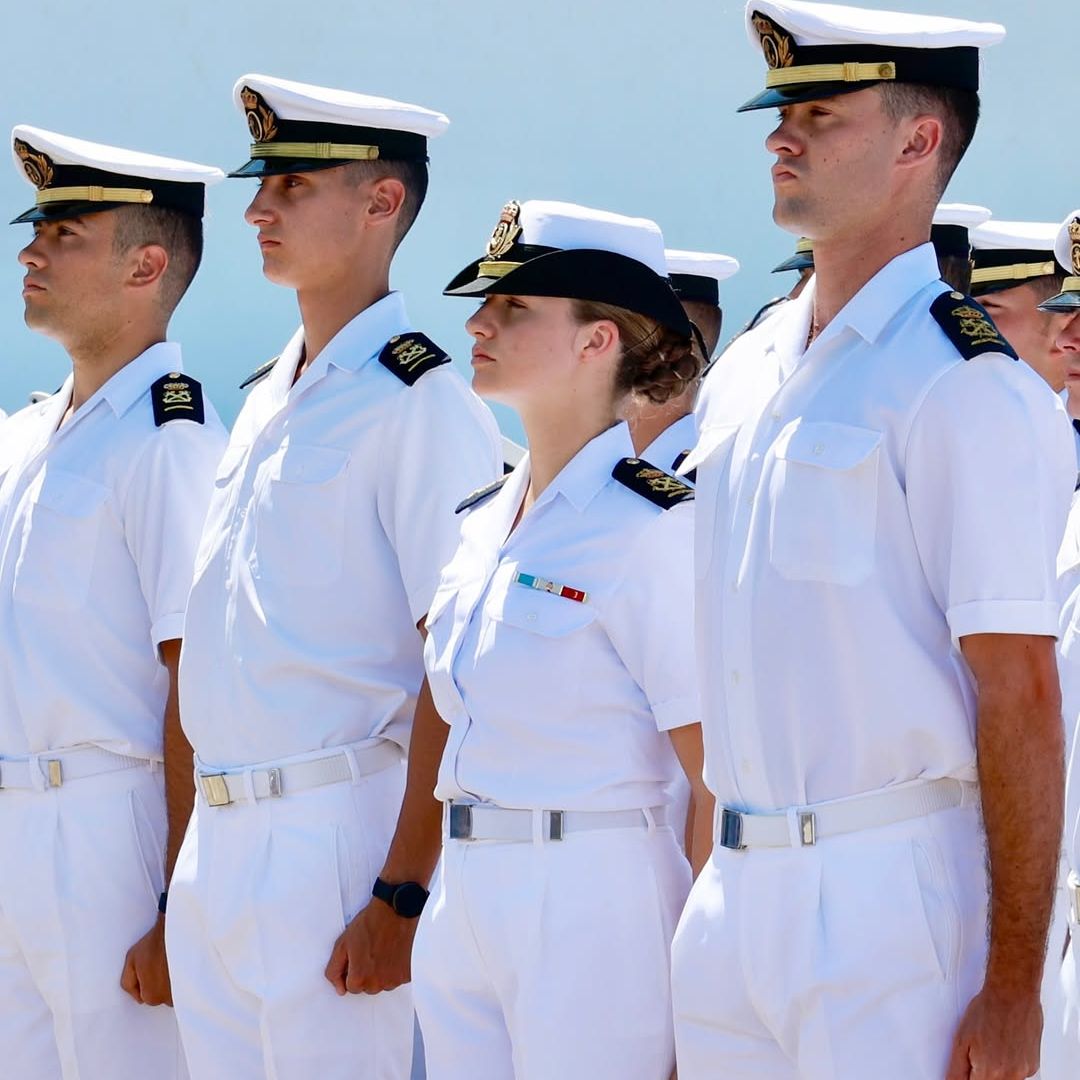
xmin=407 ymin=199 xmax=712 ymax=1080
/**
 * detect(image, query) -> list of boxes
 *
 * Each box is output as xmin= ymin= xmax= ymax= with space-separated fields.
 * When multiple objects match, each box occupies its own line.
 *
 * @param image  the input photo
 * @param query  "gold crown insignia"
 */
xmin=751 ymin=13 xmax=795 ymax=70
xmin=1069 ymin=218 xmax=1080 ymax=275
xmin=240 ymin=86 xmax=279 ymax=143
xmin=14 ymin=139 xmax=54 ymax=190
xmin=486 ymin=200 xmax=522 ymax=259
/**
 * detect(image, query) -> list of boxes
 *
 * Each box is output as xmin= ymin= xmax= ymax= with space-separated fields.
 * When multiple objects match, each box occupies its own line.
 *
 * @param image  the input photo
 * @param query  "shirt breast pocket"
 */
xmin=769 ymin=421 xmax=882 ymax=587
xmin=17 ymin=470 xmax=110 ymax=611
xmin=253 ymin=445 xmax=350 ymax=587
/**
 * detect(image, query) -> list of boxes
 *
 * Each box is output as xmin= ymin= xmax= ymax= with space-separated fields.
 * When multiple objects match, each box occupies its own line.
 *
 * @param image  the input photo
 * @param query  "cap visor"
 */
xmin=10 ymin=201 xmax=126 ymax=225
xmin=771 ymin=253 xmax=814 ymax=273
xmin=227 ymin=158 xmax=347 ymax=179
xmin=970 ymin=279 xmax=1029 ymax=298
xmin=738 ymin=82 xmax=871 ymax=113
xmin=1038 ymin=291 xmax=1080 ymax=313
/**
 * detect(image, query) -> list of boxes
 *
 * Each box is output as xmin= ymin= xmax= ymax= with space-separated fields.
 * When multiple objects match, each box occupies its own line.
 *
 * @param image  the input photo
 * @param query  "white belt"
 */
xmin=0 ymin=746 xmax=155 ymax=792
xmin=197 ymin=740 xmax=402 ymax=808
xmin=716 ymin=778 xmax=978 ymax=851
xmin=445 ymin=801 xmax=667 ymax=843
xmin=1068 ymin=872 xmax=1080 ymax=927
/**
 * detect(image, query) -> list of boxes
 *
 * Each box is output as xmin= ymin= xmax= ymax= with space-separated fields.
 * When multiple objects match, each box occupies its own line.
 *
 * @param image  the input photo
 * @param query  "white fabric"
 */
xmin=0 ymin=767 xmax=185 ymax=1079
xmin=425 ymin=422 xmax=696 ymax=812
xmin=665 ymin=250 xmax=740 ymax=284
xmin=179 ymin=292 xmax=501 ymax=766
xmin=11 ymin=124 xmax=223 ymax=186
xmin=232 ymin=74 xmax=449 ymax=137
xmin=970 ymin=219 xmax=1059 ymax=253
xmin=413 ymin=825 xmax=690 ymax=1080
xmin=642 ymin=412 xmax=698 ymax=474
xmin=1054 ymin=212 xmax=1080 ymax=276
xmin=672 ymin=805 xmax=988 ymax=1078
xmin=932 ymin=202 xmax=991 ymax=229
xmin=167 ymin=760 xmax=413 ymax=1080
xmin=744 ymin=0 xmax=1005 ymax=50
xmin=0 ymin=343 xmax=226 ymax=760
xmin=510 ymin=201 xmax=668 ymax=276
xmin=690 ymin=243 xmax=1073 ymax=814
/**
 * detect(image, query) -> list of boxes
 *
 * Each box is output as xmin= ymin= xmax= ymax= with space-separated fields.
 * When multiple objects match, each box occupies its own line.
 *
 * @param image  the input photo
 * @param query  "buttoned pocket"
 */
xmin=253 ymin=445 xmax=350 ymax=587
xmin=769 ymin=421 xmax=882 ymax=586
xmin=15 ymin=469 xmax=110 ymax=611
xmin=488 ymin=579 xmax=598 ymax=638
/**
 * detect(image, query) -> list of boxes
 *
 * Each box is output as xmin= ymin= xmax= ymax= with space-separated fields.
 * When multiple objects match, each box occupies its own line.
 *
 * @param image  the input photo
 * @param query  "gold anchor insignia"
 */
xmin=1069 ymin=218 xmax=1080 ymax=276
xmin=751 ymin=13 xmax=795 ymax=69
xmin=391 ymin=337 xmax=434 ymax=372
xmin=486 ymin=200 xmax=522 ymax=259
xmin=240 ymin=86 xmax=279 ymax=143
xmin=951 ymin=304 xmax=1003 ymax=347
xmin=14 ymin=139 xmax=54 ymax=190
xmin=161 ymin=375 xmax=193 ymax=410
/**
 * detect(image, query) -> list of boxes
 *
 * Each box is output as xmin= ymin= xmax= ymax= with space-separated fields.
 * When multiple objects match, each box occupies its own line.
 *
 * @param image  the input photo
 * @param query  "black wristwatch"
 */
xmin=372 ymin=877 xmax=429 ymax=918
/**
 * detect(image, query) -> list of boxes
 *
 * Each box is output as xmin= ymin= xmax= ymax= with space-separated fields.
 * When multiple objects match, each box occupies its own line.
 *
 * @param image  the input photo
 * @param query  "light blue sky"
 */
xmin=0 ymin=0 xmax=1073 ymax=436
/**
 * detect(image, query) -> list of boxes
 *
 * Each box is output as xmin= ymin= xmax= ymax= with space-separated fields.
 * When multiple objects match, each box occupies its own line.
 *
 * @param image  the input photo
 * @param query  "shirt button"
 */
xmin=741 ymin=758 xmax=753 ymax=773
xmin=744 ymin=495 xmax=754 ymax=508
xmin=812 ymin=443 xmax=825 ymax=456
xmin=525 ymin=612 xmax=537 ymax=623
xmin=771 ymin=411 xmax=781 ymax=421
xmin=730 ymin=580 xmax=739 ymax=593
xmin=731 ymin=670 xmax=741 ymax=686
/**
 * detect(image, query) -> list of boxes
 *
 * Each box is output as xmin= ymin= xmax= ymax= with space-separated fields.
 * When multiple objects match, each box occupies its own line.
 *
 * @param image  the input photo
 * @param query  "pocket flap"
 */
xmin=489 ymin=580 xmax=598 ymax=638
xmin=35 ymin=470 xmax=109 ymax=518
xmin=775 ymin=421 xmax=882 ymax=470
xmin=277 ymin=445 xmax=350 ymax=485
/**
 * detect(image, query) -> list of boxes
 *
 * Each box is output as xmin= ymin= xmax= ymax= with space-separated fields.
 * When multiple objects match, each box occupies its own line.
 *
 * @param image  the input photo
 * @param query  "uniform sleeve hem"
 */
xmin=651 ymin=695 xmax=699 ymax=733
xmin=151 ymin=612 xmax=185 ymax=647
xmin=947 ymin=599 xmax=1061 ymax=640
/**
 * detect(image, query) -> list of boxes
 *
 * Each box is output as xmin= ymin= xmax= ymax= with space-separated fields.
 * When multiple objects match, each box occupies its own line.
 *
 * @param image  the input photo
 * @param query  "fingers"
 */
xmin=325 ymin=938 xmax=348 ymax=996
xmin=119 ymin=953 xmax=143 ymax=1004
xmin=944 ymin=1038 xmax=971 ymax=1080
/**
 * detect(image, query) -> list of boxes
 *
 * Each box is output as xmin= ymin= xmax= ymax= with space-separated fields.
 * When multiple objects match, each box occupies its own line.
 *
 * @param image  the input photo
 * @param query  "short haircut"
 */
xmin=937 ymin=253 xmax=973 ymax=294
xmin=682 ymin=299 xmax=723 ymax=360
xmin=1025 ymin=272 xmax=1067 ymax=303
xmin=111 ymin=204 xmax=203 ymax=316
xmin=342 ymin=159 xmax=429 ymax=247
xmin=878 ymin=83 xmax=980 ymax=196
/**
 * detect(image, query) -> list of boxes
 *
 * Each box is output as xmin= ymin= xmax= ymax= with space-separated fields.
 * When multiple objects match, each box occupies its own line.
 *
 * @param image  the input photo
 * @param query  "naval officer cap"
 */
xmin=1037 ymin=212 xmax=1080 ymax=313
xmin=10 ymin=125 xmax=223 ymax=225
xmin=932 ymin=202 xmax=990 ymax=259
xmin=773 ymin=236 xmax=814 ymax=273
xmin=228 ymin=73 xmax=449 ymax=178
xmin=444 ymin=200 xmax=691 ymax=337
xmin=665 ymin=250 xmax=740 ymax=306
xmin=739 ymin=0 xmax=1005 ymax=113
xmin=969 ymin=219 xmax=1060 ymax=296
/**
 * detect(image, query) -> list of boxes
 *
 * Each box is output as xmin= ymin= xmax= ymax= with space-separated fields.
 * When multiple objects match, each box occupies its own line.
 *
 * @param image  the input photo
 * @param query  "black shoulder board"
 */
xmin=930 ymin=291 xmax=1018 ymax=362
xmin=612 ymin=457 xmax=694 ymax=509
xmin=378 ymin=332 xmax=451 ymax=386
xmin=455 ymin=475 xmax=508 ymax=514
xmin=150 ymin=372 xmax=205 ymax=427
xmin=239 ymin=356 xmax=279 ymax=390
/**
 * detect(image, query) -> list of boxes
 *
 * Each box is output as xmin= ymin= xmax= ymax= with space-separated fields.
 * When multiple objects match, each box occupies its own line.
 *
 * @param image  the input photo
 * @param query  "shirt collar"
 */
xmin=535 ymin=421 xmax=636 ymax=514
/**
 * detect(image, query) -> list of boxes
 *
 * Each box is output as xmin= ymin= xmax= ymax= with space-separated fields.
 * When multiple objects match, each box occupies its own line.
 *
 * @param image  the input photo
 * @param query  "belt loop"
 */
xmin=642 ymin=807 xmax=657 ymax=835
xmin=240 ymin=768 xmax=257 ymax=805
xmin=531 ymin=808 xmax=544 ymax=847
xmin=785 ymin=807 xmax=802 ymax=847
xmin=27 ymin=753 xmax=48 ymax=793
xmin=342 ymin=747 xmax=362 ymax=785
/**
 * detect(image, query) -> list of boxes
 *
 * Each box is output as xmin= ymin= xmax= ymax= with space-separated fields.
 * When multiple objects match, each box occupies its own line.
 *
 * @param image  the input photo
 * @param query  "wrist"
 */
xmin=371 ymin=876 xmax=429 ymax=919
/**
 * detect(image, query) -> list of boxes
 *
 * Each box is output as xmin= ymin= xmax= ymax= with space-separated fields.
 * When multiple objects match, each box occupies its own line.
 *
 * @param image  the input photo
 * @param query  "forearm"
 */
xmin=686 ymin=781 xmax=715 ymax=878
xmin=378 ymin=677 xmax=448 ymax=887
xmin=977 ymin=681 xmax=1064 ymax=994
xmin=160 ymin=639 xmax=194 ymax=883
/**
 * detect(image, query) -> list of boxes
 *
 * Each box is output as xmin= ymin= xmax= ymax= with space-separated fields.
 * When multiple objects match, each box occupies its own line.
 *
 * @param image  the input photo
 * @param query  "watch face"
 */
xmin=393 ymin=881 xmax=429 ymax=918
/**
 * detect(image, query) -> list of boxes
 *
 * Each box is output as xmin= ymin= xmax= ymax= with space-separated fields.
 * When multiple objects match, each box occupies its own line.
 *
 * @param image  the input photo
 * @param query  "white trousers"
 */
xmin=1036 ymin=866 xmax=1074 ymax=1080
xmin=412 ymin=819 xmax=692 ymax=1080
xmin=0 ymin=763 xmax=186 ymax=1080
xmin=167 ymin=757 xmax=413 ymax=1080
xmin=671 ymin=804 xmax=988 ymax=1079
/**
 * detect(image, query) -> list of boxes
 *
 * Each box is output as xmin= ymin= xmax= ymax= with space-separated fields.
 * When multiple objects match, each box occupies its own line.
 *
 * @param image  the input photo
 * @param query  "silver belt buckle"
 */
xmin=547 ymin=810 xmax=564 ymax=841
xmin=266 ymin=767 xmax=283 ymax=798
xmin=1071 ymin=877 xmax=1080 ymax=925
xmin=719 ymin=808 xmax=745 ymax=850
xmin=448 ymin=803 xmax=473 ymax=840
xmin=201 ymin=773 xmax=231 ymax=807
xmin=798 ymin=811 xmax=816 ymax=847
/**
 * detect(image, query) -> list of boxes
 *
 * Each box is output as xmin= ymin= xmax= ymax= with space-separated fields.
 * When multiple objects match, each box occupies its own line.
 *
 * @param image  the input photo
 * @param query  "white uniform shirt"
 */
xmin=691 ymin=244 xmax=1073 ymax=813
xmin=179 ymin=292 xmax=500 ymax=767
xmin=425 ymin=422 xmax=697 ymax=812
xmin=641 ymin=412 xmax=697 ymax=475
xmin=0 ymin=343 xmax=226 ymax=759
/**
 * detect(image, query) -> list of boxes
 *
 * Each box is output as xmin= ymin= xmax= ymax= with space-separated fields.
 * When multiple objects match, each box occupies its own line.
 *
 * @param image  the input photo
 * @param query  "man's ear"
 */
xmin=126 ymin=244 xmax=169 ymax=291
xmin=898 ymin=113 xmax=943 ymax=172
xmin=366 ymin=175 xmax=407 ymax=229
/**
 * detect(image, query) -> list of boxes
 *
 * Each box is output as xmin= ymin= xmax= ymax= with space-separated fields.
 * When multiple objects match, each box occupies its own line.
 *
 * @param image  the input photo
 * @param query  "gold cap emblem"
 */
xmin=486 ymin=200 xmax=522 ymax=259
xmin=14 ymin=139 xmax=54 ymax=190
xmin=1069 ymin=218 xmax=1080 ymax=276
xmin=751 ymin=13 xmax=795 ymax=70
xmin=240 ymin=86 xmax=279 ymax=143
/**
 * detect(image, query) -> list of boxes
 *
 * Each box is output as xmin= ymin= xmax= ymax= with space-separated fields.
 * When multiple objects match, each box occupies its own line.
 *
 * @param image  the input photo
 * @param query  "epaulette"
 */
xmin=378 ymin=332 xmax=451 ymax=386
xmin=670 ymin=449 xmax=697 ymax=485
xmin=150 ymin=372 xmax=205 ymax=427
xmin=930 ymin=291 xmax=1018 ymax=362
xmin=455 ymin=475 xmax=508 ymax=514
xmin=239 ymin=356 xmax=278 ymax=390
xmin=612 ymin=457 xmax=694 ymax=509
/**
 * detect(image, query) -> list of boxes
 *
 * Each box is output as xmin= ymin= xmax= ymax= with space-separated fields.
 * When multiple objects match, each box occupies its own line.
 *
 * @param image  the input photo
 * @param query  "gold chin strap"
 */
xmin=35 ymin=186 xmax=153 ymax=206
xmin=795 ymin=238 xmax=814 ymax=255
xmin=250 ymin=141 xmax=380 ymax=161
xmin=1062 ymin=277 xmax=1080 ymax=293
xmin=477 ymin=260 xmax=521 ymax=279
xmin=970 ymin=261 xmax=1058 ymax=286
xmin=765 ymin=60 xmax=896 ymax=89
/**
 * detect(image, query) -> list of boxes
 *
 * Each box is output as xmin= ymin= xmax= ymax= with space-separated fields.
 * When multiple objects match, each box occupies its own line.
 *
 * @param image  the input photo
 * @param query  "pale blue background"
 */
xmin=0 ymin=0 xmax=1074 ymax=439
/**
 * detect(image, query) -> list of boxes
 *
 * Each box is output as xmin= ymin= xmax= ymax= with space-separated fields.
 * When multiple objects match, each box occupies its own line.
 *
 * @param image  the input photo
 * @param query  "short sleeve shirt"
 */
xmin=0 ymin=343 xmax=227 ymax=759
xmin=179 ymin=292 xmax=501 ymax=767
xmin=425 ymin=422 xmax=698 ymax=812
xmin=691 ymin=244 xmax=1074 ymax=813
